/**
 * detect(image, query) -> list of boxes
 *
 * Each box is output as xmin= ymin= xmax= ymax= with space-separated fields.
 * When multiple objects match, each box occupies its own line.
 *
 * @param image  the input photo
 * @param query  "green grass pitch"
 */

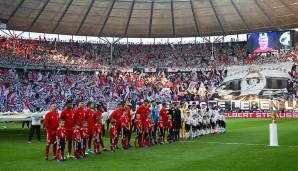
xmin=0 ymin=118 xmax=298 ymax=171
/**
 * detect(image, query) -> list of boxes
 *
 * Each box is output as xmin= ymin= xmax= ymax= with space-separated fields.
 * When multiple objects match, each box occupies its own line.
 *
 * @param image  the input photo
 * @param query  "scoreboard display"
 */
xmin=247 ymin=31 xmax=291 ymax=54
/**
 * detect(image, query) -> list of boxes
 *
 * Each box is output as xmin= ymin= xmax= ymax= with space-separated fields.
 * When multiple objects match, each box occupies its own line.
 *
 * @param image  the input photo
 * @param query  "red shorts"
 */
xmin=46 ymin=133 xmax=56 ymax=144
xmin=88 ymin=127 xmax=94 ymax=138
xmin=116 ymin=126 xmax=121 ymax=135
xmin=65 ymin=130 xmax=73 ymax=140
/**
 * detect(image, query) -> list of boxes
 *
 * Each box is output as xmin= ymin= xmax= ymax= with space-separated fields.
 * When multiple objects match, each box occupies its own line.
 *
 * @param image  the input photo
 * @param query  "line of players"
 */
xmin=184 ymin=103 xmax=226 ymax=140
xmin=44 ymin=99 xmax=226 ymax=162
xmin=45 ymin=100 xmax=107 ymax=161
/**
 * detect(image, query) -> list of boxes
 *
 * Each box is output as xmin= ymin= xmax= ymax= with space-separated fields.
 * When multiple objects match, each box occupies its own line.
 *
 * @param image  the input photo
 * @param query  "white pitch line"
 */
xmin=180 ymin=141 xmax=298 ymax=148
xmin=198 ymin=141 xmax=266 ymax=146
xmin=2 ymin=133 xmax=298 ymax=148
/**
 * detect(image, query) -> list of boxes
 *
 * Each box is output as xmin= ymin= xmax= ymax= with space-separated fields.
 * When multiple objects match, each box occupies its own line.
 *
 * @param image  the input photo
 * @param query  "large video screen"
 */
xmin=247 ymin=31 xmax=291 ymax=54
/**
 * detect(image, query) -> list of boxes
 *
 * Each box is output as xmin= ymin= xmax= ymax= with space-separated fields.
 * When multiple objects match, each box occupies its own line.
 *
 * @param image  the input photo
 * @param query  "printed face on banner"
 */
xmin=212 ymin=63 xmax=291 ymax=99
xmin=248 ymin=78 xmax=259 ymax=85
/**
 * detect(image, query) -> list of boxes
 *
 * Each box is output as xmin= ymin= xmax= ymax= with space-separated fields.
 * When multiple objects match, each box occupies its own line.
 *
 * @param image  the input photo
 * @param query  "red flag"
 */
xmin=25 ymin=99 xmax=30 ymax=108
xmin=31 ymin=72 xmax=36 ymax=80
xmin=9 ymin=97 xmax=15 ymax=105
xmin=26 ymin=47 xmax=31 ymax=55
xmin=65 ymin=77 xmax=73 ymax=86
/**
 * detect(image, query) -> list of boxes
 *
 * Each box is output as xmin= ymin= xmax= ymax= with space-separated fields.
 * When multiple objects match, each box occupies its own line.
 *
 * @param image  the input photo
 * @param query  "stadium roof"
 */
xmin=0 ymin=0 xmax=298 ymax=38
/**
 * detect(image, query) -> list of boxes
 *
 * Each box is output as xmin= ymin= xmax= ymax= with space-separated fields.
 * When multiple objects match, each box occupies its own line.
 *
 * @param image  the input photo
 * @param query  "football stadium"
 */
xmin=0 ymin=0 xmax=298 ymax=170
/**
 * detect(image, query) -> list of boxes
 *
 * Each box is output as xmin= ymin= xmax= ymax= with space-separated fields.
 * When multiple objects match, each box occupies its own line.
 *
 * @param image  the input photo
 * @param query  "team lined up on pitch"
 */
xmin=45 ymin=99 xmax=226 ymax=162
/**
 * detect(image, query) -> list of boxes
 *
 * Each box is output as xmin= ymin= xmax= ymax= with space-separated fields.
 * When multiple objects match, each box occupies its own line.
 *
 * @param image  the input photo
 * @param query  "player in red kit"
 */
xmin=109 ymin=120 xmax=117 ymax=152
xmin=134 ymin=113 xmax=143 ymax=148
xmin=136 ymin=100 xmax=151 ymax=146
xmin=109 ymin=102 xmax=124 ymax=149
xmin=136 ymin=99 xmax=151 ymax=126
xmin=120 ymin=111 xmax=130 ymax=149
xmin=157 ymin=115 xmax=165 ymax=145
xmin=166 ymin=115 xmax=174 ymax=144
xmin=45 ymin=103 xmax=59 ymax=160
xmin=145 ymin=114 xmax=154 ymax=147
xmin=159 ymin=102 xmax=168 ymax=141
xmin=80 ymin=121 xmax=89 ymax=157
xmin=73 ymin=100 xmax=86 ymax=128
xmin=59 ymin=100 xmax=74 ymax=158
xmin=85 ymin=101 xmax=95 ymax=153
xmin=73 ymin=123 xmax=82 ymax=159
xmin=93 ymin=117 xmax=103 ymax=154
xmin=56 ymin=119 xmax=66 ymax=162
xmin=94 ymin=104 xmax=106 ymax=151
xmin=124 ymin=101 xmax=133 ymax=148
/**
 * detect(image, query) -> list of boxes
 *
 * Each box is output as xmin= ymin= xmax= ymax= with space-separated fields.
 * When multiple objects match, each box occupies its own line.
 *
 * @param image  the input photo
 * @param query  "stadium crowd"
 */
xmin=288 ymin=63 xmax=298 ymax=98
xmin=1 ymin=36 xmax=296 ymax=70
xmin=0 ymin=35 xmax=297 ymax=162
xmin=0 ymin=67 xmax=225 ymax=112
xmin=0 ymin=36 xmax=297 ymax=113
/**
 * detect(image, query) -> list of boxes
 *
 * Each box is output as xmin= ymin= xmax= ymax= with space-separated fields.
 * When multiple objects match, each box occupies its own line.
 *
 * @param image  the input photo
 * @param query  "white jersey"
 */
xmin=189 ymin=109 xmax=197 ymax=118
xmin=218 ymin=115 xmax=226 ymax=122
xmin=192 ymin=118 xmax=198 ymax=126
xmin=214 ymin=110 xmax=220 ymax=120
xmin=200 ymin=108 xmax=206 ymax=115
xmin=206 ymin=118 xmax=210 ymax=124
xmin=202 ymin=118 xmax=207 ymax=125
xmin=198 ymin=115 xmax=203 ymax=123
xmin=102 ymin=111 xmax=110 ymax=124
xmin=185 ymin=115 xmax=192 ymax=125
xmin=31 ymin=112 xmax=44 ymax=125
xmin=206 ymin=110 xmax=212 ymax=118
xmin=211 ymin=116 xmax=217 ymax=123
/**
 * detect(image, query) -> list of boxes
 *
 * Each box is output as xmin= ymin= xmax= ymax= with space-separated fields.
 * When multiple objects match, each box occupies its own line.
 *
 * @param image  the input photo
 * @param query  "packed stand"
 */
xmin=288 ymin=64 xmax=298 ymax=99
xmin=1 ymin=36 xmax=296 ymax=69
xmin=0 ymin=67 xmax=225 ymax=113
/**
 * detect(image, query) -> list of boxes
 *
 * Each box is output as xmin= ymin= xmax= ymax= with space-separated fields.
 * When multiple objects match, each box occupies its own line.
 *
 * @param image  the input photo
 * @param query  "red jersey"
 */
xmin=85 ymin=108 xmax=95 ymax=130
xmin=136 ymin=104 xmax=150 ymax=124
xmin=109 ymin=125 xmax=117 ymax=138
xmin=157 ymin=120 xmax=164 ymax=128
xmin=59 ymin=109 xmax=74 ymax=131
xmin=124 ymin=105 xmax=131 ymax=119
xmin=109 ymin=109 xmax=122 ymax=124
xmin=167 ymin=120 xmax=173 ymax=129
xmin=134 ymin=119 xmax=142 ymax=131
xmin=56 ymin=126 xmax=66 ymax=140
xmin=93 ymin=111 xmax=102 ymax=124
xmin=73 ymin=108 xmax=86 ymax=127
xmin=148 ymin=119 xmax=154 ymax=132
xmin=159 ymin=107 xmax=168 ymax=124
xmin=45 ymin=111 xmax=59 ymax=135
xmin=73 ymin=128 xmax=82 ymax=142
xmin=81 ymin=127 xmax=89 ymax=139
xmin=253 ymin=47 xmax=273 ymax=54
xmin=120 ymin=114 xmax=130 ymax=130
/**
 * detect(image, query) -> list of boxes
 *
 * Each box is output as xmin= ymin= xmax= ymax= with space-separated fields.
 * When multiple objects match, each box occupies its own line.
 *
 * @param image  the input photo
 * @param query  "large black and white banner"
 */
xmin=213 ymin=62 xmax=292 ymax=98
xmin=174 ymin=63 xmax=295 ymax=112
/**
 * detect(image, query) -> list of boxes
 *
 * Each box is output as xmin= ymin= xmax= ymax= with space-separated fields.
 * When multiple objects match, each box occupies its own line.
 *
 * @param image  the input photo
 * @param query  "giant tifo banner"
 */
xmin=210 ymin=63 xmax=295 ymax=118
xmin=215 ymin=62 xmax=292 ymax=97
